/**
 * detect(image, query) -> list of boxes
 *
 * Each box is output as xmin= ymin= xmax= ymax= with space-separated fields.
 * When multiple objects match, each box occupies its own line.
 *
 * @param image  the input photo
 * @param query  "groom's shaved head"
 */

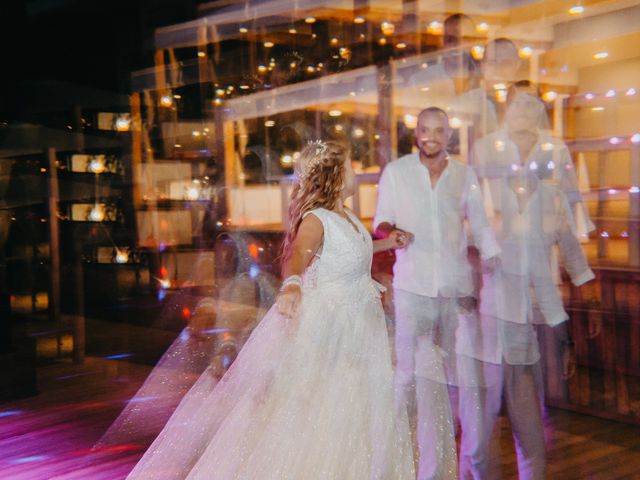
xmin=418 ymin=107 xmax=449 ymax=124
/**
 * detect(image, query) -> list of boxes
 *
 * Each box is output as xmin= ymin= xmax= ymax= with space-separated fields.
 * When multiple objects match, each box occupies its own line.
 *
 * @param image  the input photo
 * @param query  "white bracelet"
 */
xmin=280 ymin=275 xmax=303 ymax=291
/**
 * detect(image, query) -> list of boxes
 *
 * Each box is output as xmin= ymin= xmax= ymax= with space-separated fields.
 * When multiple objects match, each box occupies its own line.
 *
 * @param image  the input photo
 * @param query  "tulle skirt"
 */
xmin=126 ymin=280 xmax=415 ymax=480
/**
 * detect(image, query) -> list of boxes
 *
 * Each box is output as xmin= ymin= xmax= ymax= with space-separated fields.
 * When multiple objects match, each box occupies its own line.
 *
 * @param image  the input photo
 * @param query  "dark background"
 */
xmin=0 ymin=0 xmax=201 ymax=122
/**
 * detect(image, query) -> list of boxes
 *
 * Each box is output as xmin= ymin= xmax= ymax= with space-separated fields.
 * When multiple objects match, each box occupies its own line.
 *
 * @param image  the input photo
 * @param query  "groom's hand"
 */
xmin=457 ymin=296 xmax=478 ymax=312
xmin=393 ymin=229 xmax=414 ymax=246
xmin=387 ymin=230 xmax=413 ymax=249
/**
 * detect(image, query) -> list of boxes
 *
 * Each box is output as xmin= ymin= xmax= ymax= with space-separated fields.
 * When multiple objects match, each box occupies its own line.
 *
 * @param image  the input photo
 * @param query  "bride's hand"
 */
xmin=277 ymin=285 xmax=302 ymax=318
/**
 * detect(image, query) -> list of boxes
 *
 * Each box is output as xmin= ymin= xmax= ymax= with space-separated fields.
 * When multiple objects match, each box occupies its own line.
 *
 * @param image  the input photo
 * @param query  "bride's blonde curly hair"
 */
xmin=281 ymin=140 xmax=348 ymax=262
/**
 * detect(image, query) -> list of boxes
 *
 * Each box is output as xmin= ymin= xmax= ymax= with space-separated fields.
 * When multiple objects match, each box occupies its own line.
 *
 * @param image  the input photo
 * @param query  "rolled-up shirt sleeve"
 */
xmin=556 ymin=191 xmax=595 ymax=286
xmin=374 ymin=166 xmax=397 ymax=231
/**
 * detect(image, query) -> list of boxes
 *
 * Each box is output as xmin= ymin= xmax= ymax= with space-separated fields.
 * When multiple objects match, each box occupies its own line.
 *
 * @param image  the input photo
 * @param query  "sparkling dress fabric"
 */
xmin=126 ymin=207 xmax=415 ymax=480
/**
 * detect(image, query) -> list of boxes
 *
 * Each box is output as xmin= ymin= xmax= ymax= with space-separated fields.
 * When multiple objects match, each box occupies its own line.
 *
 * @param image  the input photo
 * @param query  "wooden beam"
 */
xmin=46 ymin=148 xmax=61 ymax=335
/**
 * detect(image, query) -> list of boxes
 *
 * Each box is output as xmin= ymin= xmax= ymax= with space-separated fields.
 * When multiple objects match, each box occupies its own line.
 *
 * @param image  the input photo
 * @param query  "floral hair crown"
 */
xmin=298 ymin=139 xmax=328 ymax=180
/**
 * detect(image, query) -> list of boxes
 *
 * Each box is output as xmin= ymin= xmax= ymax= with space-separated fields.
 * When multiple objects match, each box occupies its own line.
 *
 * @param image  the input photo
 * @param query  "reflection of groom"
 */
xmin=374 ymin=107 xmax=499 ymax=480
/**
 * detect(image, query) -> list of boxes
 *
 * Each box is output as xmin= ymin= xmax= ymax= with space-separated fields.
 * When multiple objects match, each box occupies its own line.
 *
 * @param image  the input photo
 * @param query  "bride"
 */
xmin=126 ymin=140 xmax=416 ymax=479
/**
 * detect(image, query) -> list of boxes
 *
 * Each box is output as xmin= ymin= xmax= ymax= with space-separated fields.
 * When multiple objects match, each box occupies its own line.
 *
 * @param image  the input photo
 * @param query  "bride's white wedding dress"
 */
xmin=126 ymin=207 xmax=415 ymax=479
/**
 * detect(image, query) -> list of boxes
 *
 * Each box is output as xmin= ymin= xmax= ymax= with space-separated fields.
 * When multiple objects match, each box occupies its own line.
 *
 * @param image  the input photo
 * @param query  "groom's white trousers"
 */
xmin=457 ymin=356 xmax=547 ymax=480
xmin=393 ymin=289 xmax=458 ymax=480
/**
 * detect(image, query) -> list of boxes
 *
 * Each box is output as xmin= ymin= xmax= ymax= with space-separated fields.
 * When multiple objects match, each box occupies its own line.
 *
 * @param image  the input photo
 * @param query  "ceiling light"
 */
xmin=518 ymin=46 xmax=533 ymax=58
xmin=476 ymin=22 xmax=489 ymax=33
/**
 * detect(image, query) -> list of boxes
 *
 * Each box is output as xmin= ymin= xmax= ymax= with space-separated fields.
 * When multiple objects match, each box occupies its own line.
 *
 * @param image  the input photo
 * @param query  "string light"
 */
xmin=186 ymin=186 xmax=200 ymax=200
xmin=404 ymin=114 xmax=417 ymax=129
xmin=518 ymin=46 xmax=533 ymax=58
xmin=88 ymin=157 xmax=105 ymax=174
xmin=476 ymin=22 xmax=489 ymax=33
xmin=263 ymin=41 xmax=274 ymax=48
xmin=381 ymin=22 xmax=395 ymax=36
xmin=305 ymin=16 xmax=316 ymax=23
xmin=160 ymin=95 xmax=173 ymax=107
xmin=239 ymin=27 xmax=248 ymax=33
xmin=471 ymin=45 xmax=484 ymax=60
xmin=89 ymin=205 xmax=105 ymax=222
xmin=569 ymin=5 xmax=585 ymax=14
xmin=354 ymin=17 xmax=365 ymax=24
xmin=115 ymin=116 xmax=130 ymax=131
xmin=593 ymin=52 xmax=608 ymax=60
xmin=427 ymin=21 xmax=443 ymax=34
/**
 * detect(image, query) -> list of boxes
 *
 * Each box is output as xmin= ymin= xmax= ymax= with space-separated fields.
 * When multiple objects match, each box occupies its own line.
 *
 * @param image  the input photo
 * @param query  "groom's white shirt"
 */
xmin=374 ymin=153 xmax=499 ymax=298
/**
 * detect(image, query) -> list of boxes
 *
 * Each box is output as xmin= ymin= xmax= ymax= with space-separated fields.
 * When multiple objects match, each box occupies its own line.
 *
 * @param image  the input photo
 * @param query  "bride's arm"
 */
xmin=277 ymin=214 xmax=323 ymax=317
xmin=372 ymin=230 xmax=409 ymax=253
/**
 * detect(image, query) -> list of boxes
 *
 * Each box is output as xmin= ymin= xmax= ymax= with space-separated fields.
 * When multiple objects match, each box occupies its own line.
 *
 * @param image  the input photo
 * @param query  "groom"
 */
xmin=374 ymin=107 xmax=500 ymax=480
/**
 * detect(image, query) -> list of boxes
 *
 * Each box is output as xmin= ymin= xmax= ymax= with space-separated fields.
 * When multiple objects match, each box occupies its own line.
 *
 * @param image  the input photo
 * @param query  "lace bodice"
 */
xmin=302 ymin=208 xmax=374 ymax=291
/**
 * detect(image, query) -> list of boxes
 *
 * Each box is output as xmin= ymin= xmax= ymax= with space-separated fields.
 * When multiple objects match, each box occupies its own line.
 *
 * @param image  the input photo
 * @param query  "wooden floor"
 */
xmin=1 ymin=358 xmax=640 ymax=480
